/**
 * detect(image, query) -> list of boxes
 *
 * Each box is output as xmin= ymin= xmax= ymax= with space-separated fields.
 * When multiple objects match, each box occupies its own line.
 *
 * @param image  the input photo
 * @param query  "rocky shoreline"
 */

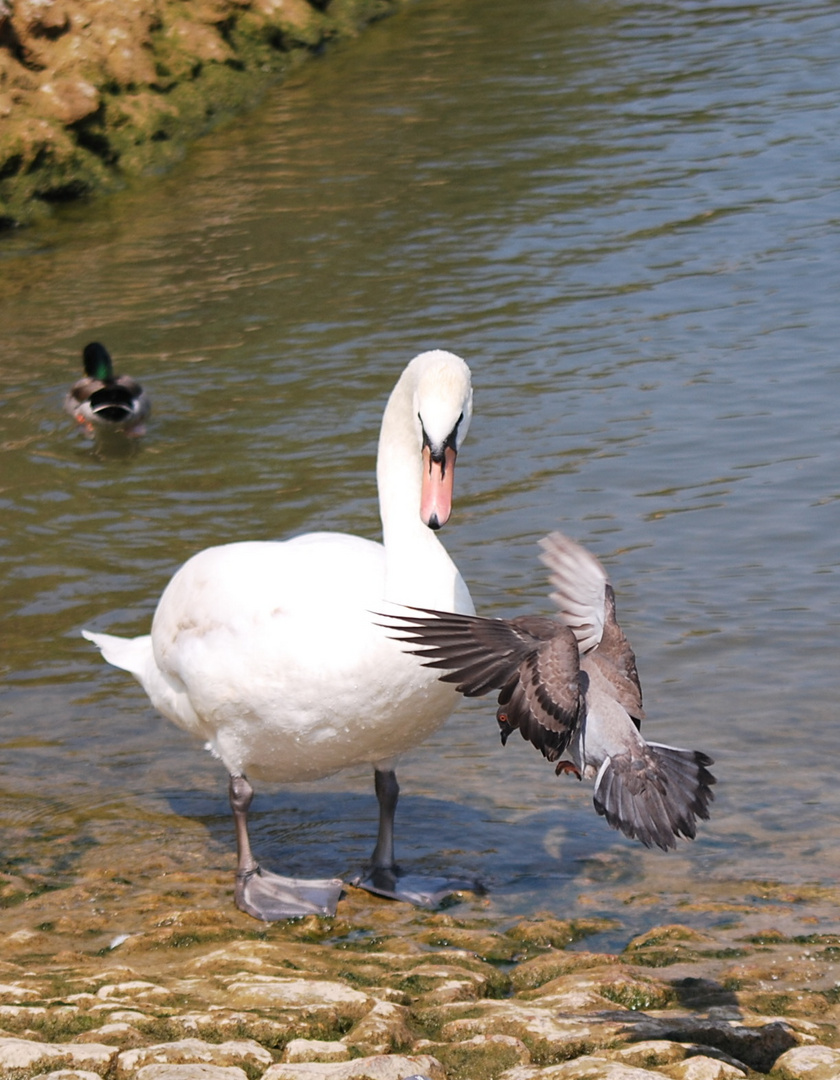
xmin=0 ymin=0 xmax=412 ymax=229
xmin=2 ymin=861 xmax=840 ymax=1080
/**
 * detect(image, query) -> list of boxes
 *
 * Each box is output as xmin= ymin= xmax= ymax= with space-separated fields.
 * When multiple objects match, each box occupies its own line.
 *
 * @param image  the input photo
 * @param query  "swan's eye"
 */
xmin=445 ymin=413 xmax=464 ymax=451
xmin=420 ymin=413 xmax=463 ymax=459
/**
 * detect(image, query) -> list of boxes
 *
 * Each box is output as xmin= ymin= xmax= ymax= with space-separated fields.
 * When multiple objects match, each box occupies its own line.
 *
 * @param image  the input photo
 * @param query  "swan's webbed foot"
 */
xmin=356 ymin=767 xmax=485 ymax=907
xmin=555 ymin=759 xmax=582 ymax=779
xmin=235 ymin=865 xmax=344 ymax=921
xmin=351 ymin=865 xmax=484 ymax=908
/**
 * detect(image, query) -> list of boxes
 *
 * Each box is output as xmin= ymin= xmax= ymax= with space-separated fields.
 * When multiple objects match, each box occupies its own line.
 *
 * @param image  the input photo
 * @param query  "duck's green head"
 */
xmin=82 ymin=342 xmax=114 ymax=382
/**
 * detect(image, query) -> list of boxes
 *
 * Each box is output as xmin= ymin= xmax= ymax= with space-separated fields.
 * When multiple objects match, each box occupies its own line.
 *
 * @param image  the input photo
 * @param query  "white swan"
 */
xmin=83 ymin=350 xmax=476 ymax=920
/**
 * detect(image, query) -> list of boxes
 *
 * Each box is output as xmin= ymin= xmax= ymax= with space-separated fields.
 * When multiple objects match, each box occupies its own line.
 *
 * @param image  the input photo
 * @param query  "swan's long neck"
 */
xmin=376 ymin=368 xmax=463 ymax=610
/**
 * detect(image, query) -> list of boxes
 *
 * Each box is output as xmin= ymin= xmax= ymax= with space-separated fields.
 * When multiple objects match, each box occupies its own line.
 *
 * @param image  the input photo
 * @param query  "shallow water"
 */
xmin=1 ymin=0 xmax=839 ymax=941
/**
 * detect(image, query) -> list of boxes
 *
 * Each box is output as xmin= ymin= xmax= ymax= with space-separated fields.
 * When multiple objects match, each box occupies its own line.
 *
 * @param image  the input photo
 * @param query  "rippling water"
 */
xmin=1 ymin=0 xmax=839 ymax=938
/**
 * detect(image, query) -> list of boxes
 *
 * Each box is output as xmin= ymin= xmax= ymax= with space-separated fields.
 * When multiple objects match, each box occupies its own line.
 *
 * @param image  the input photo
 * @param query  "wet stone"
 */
xmin=262 ymin=1053 xmax=447 ymax=1079
xmin=414 ymin=1032 xmax=532 ymax=1076
xmin=31 ymin=1071 xmax=105 ymax=1080
xmin=132 ymin=1067 xmax=249 ymax=1080
xmin=771 ymin=1044 xmax=840 ymax=1079
xmin=666 ymin=1056 xmax=747 ymax=1079
xmin=0 ymin=982 xmax=43 ymax=1002
xmin=605 ymin=1041 xmax=689 ymax=1068
xmin=3 ymin=878 xmax=840 ymax=1079
xmin=116 ymin=1036 xmax=275 ymax=1075
xmin=498 ymin=1057 xmax=667 ymax=1078
xmin=0 ymin=1036 xmax=117 ymax=1073
xmin=220 ymin=974 xmax=371 ymax=1010
xmin=343 ymin=999 xmax=413 ymax=1055
xmin=431 ymin=998 xmax=630 ymax=1059
xmin=96 ymin=980 xmax=176 ymax=1003
xmin=282 ymin=1038 xmax=352 ymax=1062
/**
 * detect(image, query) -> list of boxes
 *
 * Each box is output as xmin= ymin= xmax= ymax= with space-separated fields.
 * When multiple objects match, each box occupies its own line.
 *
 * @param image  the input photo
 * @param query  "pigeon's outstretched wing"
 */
xmin=380 ymin=608 xmax=582 ymax=761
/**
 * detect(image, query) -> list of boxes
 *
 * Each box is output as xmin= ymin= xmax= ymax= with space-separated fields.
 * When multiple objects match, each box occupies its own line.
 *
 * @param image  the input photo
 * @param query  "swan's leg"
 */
xmin=229 ymin=773 xmax=344 ymax=921
xmin=352 ymin=767 xmax=484 ymax=907
xmin=370 ymin=765 xmax=399 ymax=871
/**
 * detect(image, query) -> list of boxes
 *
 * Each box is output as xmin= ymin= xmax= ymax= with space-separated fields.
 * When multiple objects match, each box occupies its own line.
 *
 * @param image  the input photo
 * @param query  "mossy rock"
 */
xmin=623 ymin=924 xmax=722 ymax=967
xmin=506 ymin=915 xmax=618 ymax=951
xmin=511 ymin=950 xmax=619 ymax=993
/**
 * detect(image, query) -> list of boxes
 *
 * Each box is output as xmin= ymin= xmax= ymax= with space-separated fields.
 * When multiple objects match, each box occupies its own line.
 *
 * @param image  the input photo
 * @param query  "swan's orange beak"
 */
xmin=420 ymin=444 xmax=456 ymax=530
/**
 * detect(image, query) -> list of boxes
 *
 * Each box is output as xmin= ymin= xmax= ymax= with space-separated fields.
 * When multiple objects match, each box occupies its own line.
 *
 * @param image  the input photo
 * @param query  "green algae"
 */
xmin=0 ymin=0 xmax=414 ymax=228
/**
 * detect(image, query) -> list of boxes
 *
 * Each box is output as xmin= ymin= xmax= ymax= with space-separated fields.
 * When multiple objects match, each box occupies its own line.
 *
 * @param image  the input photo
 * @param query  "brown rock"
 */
xmin=0 ymin=1037 xmax=117 ymax=1074
xmin=263 ymin=1055 xmax=446 ymax=1080
xmin=772 ymin=1044 xmax=840 ymax=1079
xmin=134 ymin=1067 xmax=249 ymax=1080
xmin=282 ymin=1038 xmax=352 ymax=1063
xmin=37 ymin=76 xmax=98 ymax=123
xmin=116 ymin=1037 xmax=274 ymax=1076
xmin=665 ymin=1056 xmax=747 ymax=1079
xmin=165 ymin=19 xmax=235 ymax=66
xmin=343 ymin=999 xmax=413 ymax=1055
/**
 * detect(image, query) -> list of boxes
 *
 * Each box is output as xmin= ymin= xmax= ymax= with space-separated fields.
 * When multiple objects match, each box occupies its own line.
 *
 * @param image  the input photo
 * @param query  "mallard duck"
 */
xmin=384 ymin=531 xmax=716 ymax=851
xmin=65 ymin=342 xmax=150 ymax=436
xmin=83 ymin=350 xmax=476 ymax=920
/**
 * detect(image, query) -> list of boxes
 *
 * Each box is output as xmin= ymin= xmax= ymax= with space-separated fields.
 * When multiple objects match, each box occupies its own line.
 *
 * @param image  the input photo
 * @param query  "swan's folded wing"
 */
xmin=378 ymin=607 xmax=551 ymax=696
xmin=539 ymin=531 xmax=608 ymax=654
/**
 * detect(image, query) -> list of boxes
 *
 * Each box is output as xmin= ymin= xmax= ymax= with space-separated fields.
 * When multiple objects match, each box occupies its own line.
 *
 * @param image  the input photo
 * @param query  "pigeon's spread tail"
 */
xmin=592 ymin=743 xmax=716 ymax=850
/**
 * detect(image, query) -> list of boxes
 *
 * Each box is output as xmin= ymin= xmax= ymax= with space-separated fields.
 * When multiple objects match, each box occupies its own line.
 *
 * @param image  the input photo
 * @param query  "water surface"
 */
xmin=1 ymin=0 xmax=839 ymax=942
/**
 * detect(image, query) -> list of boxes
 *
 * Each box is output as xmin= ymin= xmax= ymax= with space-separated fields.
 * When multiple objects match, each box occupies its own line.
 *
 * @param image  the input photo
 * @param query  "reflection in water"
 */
xmin=1 ymin=0 xmax=839 ymax=933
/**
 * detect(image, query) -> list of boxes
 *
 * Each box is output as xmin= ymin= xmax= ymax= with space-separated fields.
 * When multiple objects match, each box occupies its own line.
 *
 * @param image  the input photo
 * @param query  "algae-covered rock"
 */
xmin=415 ymin=1032 xmax=531 ymax=1079
xmin=343 ymin=999 xmax=414 ymax=1055
xmin=262 ymin=1053 xmax=447 ymax=1079
xmin=771 ymin=1044 xmax=840 ymax=1079
xmin=512 ymin=950 xmax=621 ymax=993
xmin=427 ymin=999 xmax=629 ymax=1064
xmin=115 ymin=1036 xmax=275 ymax=1075
xmin=507 ymin=915 xmax=620 ymax=951
xmin=497 ymin=1055 xmax=666 ymax=1078
xmin=666 ymin=1055 xmax=747 ymax=1080
xmin=282 ymin=1037 xmax=352 ymax=1062
xmin=4 ymin=877 xmax=840 ymax=1080
xmin=0 ymin=0 xmax=412 ymax=227
xmin=0 ymin=1035 xmax=117 ymax=1074
xmin=623 ymin=926 xmax=725 ymax=968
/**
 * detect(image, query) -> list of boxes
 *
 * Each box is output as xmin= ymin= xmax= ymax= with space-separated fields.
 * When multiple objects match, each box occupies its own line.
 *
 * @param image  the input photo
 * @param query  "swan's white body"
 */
xmin=93 ymin=532 xmax=469 ymax=782
xmin=83 ymin=350 xmax=476 ymax=917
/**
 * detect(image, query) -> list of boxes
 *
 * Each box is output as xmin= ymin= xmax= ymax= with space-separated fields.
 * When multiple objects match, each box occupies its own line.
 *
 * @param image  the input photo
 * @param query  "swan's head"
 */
xmin=409 ymin=350 xmax=473 ymax=531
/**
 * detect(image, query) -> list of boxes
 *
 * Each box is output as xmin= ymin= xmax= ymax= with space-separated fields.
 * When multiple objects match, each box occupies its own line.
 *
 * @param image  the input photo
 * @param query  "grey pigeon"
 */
xmin=382 ymin=531 xmax=715 ymax=850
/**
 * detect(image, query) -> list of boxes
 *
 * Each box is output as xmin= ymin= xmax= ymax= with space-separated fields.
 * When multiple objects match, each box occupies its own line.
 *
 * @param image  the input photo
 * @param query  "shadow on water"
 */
xmin=165 ymin=783 xmax=695 ymax=932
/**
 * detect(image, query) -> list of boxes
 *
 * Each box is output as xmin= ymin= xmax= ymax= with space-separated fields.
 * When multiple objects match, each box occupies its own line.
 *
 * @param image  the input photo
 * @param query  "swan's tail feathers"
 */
xmin=82 ymin=629 xmax=152 ymax=678
xmin=592 ymin=743 xmax=716 ymax=851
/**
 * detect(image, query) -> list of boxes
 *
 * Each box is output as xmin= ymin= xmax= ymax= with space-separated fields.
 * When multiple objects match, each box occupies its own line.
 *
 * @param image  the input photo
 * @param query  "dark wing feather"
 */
xmin=496 ymin=631 xmax=583 ymax=761
xmin=378 ymin=607 xmax=553 ymax=696
xmin=380 ymin=606 xmax=582 ymax=760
